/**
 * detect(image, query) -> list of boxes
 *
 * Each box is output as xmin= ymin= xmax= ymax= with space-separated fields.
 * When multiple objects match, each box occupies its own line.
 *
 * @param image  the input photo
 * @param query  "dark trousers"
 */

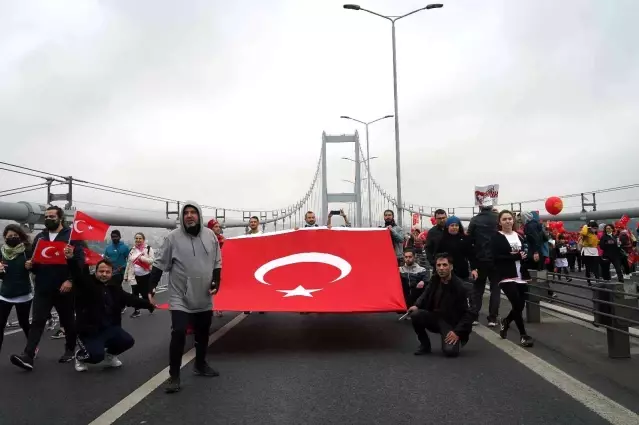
xmin=25 ymin=290 xmax=76 ymax=357
xmin=472 ymin=262 xmax=501 ymax=321
xmin=500 ymin=281 xmax=527 ymax=336
xmin=411 ymin=310 xmax=464 ymax=357
xmin=132 ymin=274 xmax=151 ymax=309
xmin=583 ymin=256 xmax=600 ymax=282
xmin=601 ymin=257 xmax=624 ymax=282
xmin=0 ymin=299 xmax=31 ymax=352
xmin=169 ymin=310 xmax=212 ymax=378
xmin=76 ymin=326 xmax=135 ymax=363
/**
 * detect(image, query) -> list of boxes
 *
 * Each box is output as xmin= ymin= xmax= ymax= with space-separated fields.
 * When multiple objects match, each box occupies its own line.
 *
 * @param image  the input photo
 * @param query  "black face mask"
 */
xmin=111 ymin=237 xmax=120 ymax=245
xmin=44 ymin=218 xmax=60 ymax=231
xmin=384 ymin=219 xmax=394 ymax=225
xmin=5 ymin=237 xmax=21 ymax=248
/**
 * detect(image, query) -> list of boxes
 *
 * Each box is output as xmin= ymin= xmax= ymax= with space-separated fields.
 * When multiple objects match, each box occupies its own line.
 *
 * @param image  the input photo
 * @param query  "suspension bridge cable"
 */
xmin=0 ymin=183 xmax=48 ymax=195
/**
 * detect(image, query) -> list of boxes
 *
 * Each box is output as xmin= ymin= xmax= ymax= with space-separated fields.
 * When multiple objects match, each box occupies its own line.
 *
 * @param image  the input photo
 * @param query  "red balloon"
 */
xmin=545 ymin=196 xmax=563 ymax=215
xmin=430 ymin=216 xmax=436 ymax=225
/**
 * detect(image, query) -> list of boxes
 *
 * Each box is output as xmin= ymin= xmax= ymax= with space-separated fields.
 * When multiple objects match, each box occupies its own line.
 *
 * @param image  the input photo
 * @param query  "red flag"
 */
xmin=83 ymin=247 xmax=103 ymax=266
xmin=71 ymin=211 xmax=109 ymax=242
xmin=214 ymin=228 xmax=406 ymax=313
xmin=32 ymin=240 xmax=67 ymax=265
xmin=133 ymin=254 xmax=151 ymax=271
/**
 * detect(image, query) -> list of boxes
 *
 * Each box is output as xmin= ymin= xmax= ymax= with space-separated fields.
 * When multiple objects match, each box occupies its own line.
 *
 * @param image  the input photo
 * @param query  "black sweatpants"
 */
xmin=169 ymin=310 xmax=212 ymax=378
xmin=583 ymin=255 xmax=600 ymax=282
xmin=410 ymin=310 xmax=465 ymax=357
xmin=24 ymin=290 xmax=76 ymax=357
xmin=76 ymin=326 xmax=135 ymax=364
xmin=472 ymin=262 xmax=501 ymax=322
xmin=132 ymin=274 xmax=151 ymax=310
xmin=0 ymin=299 xmax=31 ymax=352
xmin=601 ymin=257 xmax=624 ymax=282
xmin=500 ymin=280 xmax=528 ymax=336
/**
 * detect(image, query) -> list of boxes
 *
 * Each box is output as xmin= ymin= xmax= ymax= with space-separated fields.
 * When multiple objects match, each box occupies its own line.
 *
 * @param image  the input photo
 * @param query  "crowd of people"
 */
xmin=0 ymin=202 xmax=637 ymax=392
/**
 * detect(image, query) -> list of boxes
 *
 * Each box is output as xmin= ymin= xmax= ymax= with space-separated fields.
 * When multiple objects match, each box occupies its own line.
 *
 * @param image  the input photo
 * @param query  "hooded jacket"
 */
xmin=521 ymin=211 xmax=545 ymax=257
xmin=151 ymin=201 xmax=222 ymax=313
xmin=467 ymin=207 xmax=498 ymax=263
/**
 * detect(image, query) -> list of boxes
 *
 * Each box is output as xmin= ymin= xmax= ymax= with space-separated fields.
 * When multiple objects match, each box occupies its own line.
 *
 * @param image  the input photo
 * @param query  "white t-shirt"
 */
xmin=500 ymin=231 xmax=526 ymax=283
xmin=48 ymin=232 xmax=58 ymax=241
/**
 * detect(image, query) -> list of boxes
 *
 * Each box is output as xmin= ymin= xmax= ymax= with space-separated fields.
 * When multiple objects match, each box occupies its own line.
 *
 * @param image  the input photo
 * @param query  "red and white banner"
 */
xmin=32 ymin=240 xmax=67 ymax=265
xmin=70 ymin=211 xmax=110 ymax=242
xmin=474 ymin=184 xmax=499 ymax=207
xmin=412 ymin=213 xmax=420 ymax=226
xmin=214 ymin=228 xmax=406 ymax=313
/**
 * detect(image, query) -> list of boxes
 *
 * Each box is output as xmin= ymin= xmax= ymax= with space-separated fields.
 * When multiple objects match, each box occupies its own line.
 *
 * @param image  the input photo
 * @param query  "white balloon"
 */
xmin=253 ymin=252 xmax=352 ymax=286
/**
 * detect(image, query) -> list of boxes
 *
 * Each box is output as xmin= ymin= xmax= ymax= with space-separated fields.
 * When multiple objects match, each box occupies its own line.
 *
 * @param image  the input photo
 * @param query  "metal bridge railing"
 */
xmin=523 ymin=270 xmax=639 ymax=359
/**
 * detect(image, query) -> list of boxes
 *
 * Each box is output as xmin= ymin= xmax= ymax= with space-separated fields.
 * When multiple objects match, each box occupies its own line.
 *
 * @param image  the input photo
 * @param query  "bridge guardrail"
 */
xmin=524 ymin=270 xmax=639 ymax=359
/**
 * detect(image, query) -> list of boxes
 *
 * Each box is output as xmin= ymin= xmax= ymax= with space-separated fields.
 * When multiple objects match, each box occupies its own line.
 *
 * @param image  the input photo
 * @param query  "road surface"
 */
xmin=1 ymin=289 xmax=638 ymax=425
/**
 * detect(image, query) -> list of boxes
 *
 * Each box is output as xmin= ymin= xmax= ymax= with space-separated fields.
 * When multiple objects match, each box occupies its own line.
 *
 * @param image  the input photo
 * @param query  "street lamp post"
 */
xmin=343 ymin=3 xmax=444 ymax=227
xmin=341 ymin=115 xmax=392 ymax=227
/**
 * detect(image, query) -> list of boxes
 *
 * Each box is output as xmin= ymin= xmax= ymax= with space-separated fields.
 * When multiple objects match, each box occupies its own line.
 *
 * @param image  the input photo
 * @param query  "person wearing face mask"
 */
xmin=579 ymin=220 xmax=601 ymax=285
xmin=148 ymin=202 xmax=222 ymax=394
xmin=10 ymin=206 xmax=84 ymax=371
xmin=382 ymin=209 xmax=405 ymax=266
xmin=0 ymin=225 xmax=33 ymax=354
xmin=63 ymin=248 xmax=155 ymax=372
xmin=599 ymin=224 xmax=624 ymax=283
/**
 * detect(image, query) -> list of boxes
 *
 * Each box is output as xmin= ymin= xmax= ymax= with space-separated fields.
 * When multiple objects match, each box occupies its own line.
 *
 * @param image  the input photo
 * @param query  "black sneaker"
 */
xmin=499 ymin=318 xmax=509 ymax=339
xmin=59 ymin=349 xmax=75 ymax=363
xmin=194 ymin=363 xmax=220 ymax=377
xmin=130 ymin=310 xmax=141 ymax=319
xmin=520 ymin=335 xmax=534 ymax=347
xmin=50 ymin=329 xmax=65 ymax=339
xmin=413 ymin=344 xmax=431 ymax=355
xmin=10 ymin=353 xmax=34 ymax=371
xmin=164 ymin=376 xmax=181 ymax=394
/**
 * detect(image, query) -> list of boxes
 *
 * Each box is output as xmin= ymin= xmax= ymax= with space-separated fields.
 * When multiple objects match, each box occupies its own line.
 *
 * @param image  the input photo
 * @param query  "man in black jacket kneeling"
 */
xmin=407 ymin=253 xmax=477 ymax=357
xmin=64 ymin=246 xmax=155 ymax=372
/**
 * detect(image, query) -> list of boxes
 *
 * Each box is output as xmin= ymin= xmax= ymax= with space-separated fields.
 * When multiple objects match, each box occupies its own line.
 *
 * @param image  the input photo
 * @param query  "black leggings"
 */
xmin=583 ymin=256 xmax=600 ymax=281
xmin=0 ymin=299 xmax=31 ymax=353
xmin=601 ymin=257 xmax=624 ymax=282
xmin=132 ymin=274 xmax=151 ymax=310
xmin=500 ymin=281 xmax=528 ymax=336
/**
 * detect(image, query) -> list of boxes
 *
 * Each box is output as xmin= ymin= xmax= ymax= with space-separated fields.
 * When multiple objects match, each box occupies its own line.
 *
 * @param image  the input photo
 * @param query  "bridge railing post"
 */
xmin=593 ymin=281 xmax=635 ymax=359
xmin=525 ymin=269 xmax=547 ymax=324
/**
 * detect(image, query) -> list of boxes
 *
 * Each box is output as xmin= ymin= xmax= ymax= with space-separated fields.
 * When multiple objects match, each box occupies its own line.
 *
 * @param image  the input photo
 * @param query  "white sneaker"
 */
xmin=103 ymin=353 xmax=122 ymax=368
xmin=487 ymin=321 xmax=497 ymax=328
xmin=472 ymin=321 xmax=479 ymax=326
xmin=75 ymin=358 xmax=88 ymax=372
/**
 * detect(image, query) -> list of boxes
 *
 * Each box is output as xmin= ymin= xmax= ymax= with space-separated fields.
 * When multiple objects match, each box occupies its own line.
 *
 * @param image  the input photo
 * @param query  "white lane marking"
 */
xmin=88 ymin=313 xmax=247 ymax=425
xmin=474 ymin=325 xmax=639 ymax=425
xmin=3 ymin=328 xmax=23 ymax=336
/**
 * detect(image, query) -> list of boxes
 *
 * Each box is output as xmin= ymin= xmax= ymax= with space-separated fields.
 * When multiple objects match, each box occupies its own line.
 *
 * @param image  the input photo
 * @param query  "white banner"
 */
xmin=474 ymin=184 xmax=500 ymax=207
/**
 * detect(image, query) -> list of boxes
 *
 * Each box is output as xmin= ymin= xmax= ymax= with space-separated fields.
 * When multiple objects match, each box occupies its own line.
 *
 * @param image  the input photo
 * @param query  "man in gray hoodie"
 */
xmin=149 ymin=201 xmax=222 ymax=394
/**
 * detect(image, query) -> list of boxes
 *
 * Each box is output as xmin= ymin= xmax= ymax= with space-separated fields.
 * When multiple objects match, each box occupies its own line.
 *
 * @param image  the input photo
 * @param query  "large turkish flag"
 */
xmin=214 ymin=228 xmax=406 ymax=313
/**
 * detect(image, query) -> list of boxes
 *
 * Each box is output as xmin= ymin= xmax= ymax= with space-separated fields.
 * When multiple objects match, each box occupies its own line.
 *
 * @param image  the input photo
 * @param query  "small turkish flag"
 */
xmin=215 ymin=228 xmax=406 ymax=313
xmin=32 ymin=240 xmax=67 ymax=265
xmin=83 ymin=247 xmax=103 ymax=266
xmin=133 ymin=254 xmax=151 ymax=271
xmin=71 ymin=211 xmax=110 ymax=242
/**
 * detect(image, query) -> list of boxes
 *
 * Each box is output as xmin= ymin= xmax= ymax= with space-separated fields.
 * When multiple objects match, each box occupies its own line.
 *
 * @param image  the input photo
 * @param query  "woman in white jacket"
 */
xmin=123 ymin=232 xmax=155 ymax=318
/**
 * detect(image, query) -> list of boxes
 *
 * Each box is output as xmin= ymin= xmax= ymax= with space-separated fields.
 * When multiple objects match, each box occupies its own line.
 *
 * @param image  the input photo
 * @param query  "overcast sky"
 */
xmin=1 ymin=0 xmax=638 ymax=221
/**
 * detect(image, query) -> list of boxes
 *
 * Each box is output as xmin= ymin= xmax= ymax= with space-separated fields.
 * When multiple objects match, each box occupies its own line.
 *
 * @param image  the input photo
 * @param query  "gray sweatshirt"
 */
xmin=154 ymin=201 xmax=222 ymax=313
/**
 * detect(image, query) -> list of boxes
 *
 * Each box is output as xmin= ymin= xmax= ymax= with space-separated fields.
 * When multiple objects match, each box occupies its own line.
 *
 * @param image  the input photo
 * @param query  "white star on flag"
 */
xmin=276 ymin=285 xmax=322 ymax=298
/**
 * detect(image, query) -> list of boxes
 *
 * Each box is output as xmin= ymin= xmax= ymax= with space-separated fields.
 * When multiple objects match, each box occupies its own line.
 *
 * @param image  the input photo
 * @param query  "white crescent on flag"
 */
xmin=253 ymin=252 xmax=352 ymax=286
xmin=73 ymin=219 xmax=85 ymax=233
xmin=41 ymin=246 xmax=55 ymax=258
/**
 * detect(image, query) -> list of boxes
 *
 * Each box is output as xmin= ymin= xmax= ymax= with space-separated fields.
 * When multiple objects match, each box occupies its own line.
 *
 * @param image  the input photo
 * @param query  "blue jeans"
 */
xmin=77 ymin=326 xmax=134 ymax=364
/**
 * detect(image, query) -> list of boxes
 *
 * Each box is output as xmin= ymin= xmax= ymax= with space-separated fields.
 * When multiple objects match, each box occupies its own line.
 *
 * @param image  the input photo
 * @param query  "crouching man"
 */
xmin=407 ymin=253 xmax=477 ymax=357
xmin=64 ymin=246 xmax=155 ymax=372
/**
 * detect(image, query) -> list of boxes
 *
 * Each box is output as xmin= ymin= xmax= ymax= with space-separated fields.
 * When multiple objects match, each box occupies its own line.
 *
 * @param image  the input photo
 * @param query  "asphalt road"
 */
xmin=1 ymin=302 xmax=633 ymax=425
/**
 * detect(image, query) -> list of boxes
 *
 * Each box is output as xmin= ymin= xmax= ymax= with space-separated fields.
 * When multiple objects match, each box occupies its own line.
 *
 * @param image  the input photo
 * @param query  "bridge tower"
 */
xmin=321 ymin=131 xmax=363 ymax=227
